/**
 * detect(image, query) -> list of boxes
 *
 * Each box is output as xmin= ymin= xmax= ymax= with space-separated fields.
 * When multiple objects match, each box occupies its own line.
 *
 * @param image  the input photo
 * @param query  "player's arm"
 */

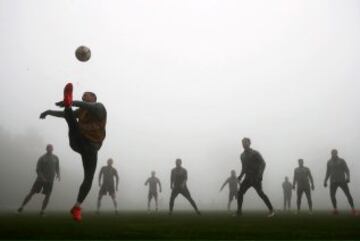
xmin=292 ymin=170 xmax=297 ymax=189
xmin=170 ymin=170 xmax=174 ymax=189
xmin=56 ymin=157 xmax=60 ymax=181
xmin=40 ymin=109 xmax=79 ymax=119
xmin=308 ymin=168 xmax=314 ymax=190
xmin=344 ymin=160 xmax=350 ymax=183
xmin=115 ymin=169 xmax=119 ymax=191
xmin=144 ymin=178 xmax=149 ymax=186
xmin=158 ymin=179 xmax=162 ymax=192
xmin=36 ymin=158 xmax=47 ymax=182
xmin=220 ymin=179 xmax=228 ymax=192
xmin=257 ymin=152 xmax=266 ymax=179
xmin=98 ymin=168 xmax=103 ymax=187
xmin=324 ymin=162 xmax=330 ymax=187
xmin=238 ymin=156 xmax=245 ymax=182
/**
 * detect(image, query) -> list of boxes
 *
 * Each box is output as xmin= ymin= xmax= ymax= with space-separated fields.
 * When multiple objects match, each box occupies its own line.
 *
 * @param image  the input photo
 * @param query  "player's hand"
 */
xmin=57 ymin=176 xmax=61 ymax=181
xmin=311 ymin=185 xmax=315 ymax=191
xmin=292 ymin=185 xmax=296 ymax=190
xmin=323 ymin=182 xmax=327 ymax=188
xmin=39 ymin=110 xmax=49 ymax=119
xmin=160 ymin=190 xmax=162 ymax=193
xmin=346 ymin=178 xmax=350 ymax=183
xmin=55 ymin=101 xmax=65 ymax=107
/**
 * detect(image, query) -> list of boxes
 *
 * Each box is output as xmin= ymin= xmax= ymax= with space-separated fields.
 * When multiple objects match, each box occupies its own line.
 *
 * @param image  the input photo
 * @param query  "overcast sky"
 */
xmin=0 ymin=0 xmax=360 ymax=211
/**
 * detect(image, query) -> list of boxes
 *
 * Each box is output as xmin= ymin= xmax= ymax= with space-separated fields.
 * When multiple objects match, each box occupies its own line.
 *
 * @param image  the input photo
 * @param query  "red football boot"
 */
xmin=70 ymin=206 xmax=82 ymax=222
xmin=63 ymin=83 xmax=73 ymax=107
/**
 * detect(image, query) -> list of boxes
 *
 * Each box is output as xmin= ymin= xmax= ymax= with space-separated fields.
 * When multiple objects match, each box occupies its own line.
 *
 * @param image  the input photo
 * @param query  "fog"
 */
xmin=0 ymin=0 xmax=360 ymax=211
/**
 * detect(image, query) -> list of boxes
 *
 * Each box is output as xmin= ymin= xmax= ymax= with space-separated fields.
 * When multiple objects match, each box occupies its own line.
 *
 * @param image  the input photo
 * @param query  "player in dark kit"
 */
xmin=144 ymin=171 xmax=162 ymax=212
xmin=220 ymin=170 xmax=240 ymax=211
xmin=39 ymin=83 xmax=107 ymax=221
xmin=293 ymin=159 xmax=314 ymax=214
xmin=97 ymin=158 xmax=119 ymax=214
xmin=169 ymin=158 xmax=201 ymax=215
xmin=324 ymin=149 xmax=357 ymax=215
xmin=237 ymin=138 xmax=275 ymax=217
xmin=17 ymin=144 xmax=60 ymax=216
xmin=282 ymin=176 xmax=293 ymax=211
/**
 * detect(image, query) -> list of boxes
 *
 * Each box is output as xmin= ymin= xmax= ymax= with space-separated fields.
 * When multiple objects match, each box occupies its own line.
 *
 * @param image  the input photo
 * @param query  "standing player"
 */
xmin=169 ymin=158 xmax=201 ymax=215
xmin=220 ymin=170 xmax=240 ymax=211
xmin=237 ymin=138 xmax=274 ymax=217
xmin=282 ymin=176 xmax=293 ymax=211
xmin=144 ymin=171 xmax=162 ymax=212
xmin=97 ymin=158 xmax=119 ymax=215
xmin=293 ymin=159 xmax=314 ymax=214
xmin=324 ymin=149 xmax=357 ymax=215
xmin=39 ymin=83 xmax=107 ymax=221
xmin=17 ymin=144 xmax=60 ymax=216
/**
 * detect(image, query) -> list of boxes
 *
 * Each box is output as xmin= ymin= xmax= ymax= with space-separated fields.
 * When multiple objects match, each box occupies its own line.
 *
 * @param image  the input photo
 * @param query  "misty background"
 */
xmin=0 ymin=0 xmax=360 ymax=211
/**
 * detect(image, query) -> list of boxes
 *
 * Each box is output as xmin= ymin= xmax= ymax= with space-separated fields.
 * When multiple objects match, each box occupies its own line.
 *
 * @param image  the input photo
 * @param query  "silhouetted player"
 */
xmin=144 ymin=171 xmax=162 ymax=212
xmin=237 ymin=138 xmax=274 ymax=217
xmin=17 ymin=144 xmax=60 ymax=216
xmin=40 ymin=83 xmax=107 ymax=221
xmin=282 ymin=176 xmax=292 ymax=211
xmin=220 ymin=170 xmax=240 ymax=211
xmin=97 ymin=158 xmax=119 ymax=214
xmin=324 ymin=149 xmax=357 ymax=215
xmin=169 ymin=158 xmax=201 ymax=215
xmin=293 ymin=159 xmax=314 ymax=214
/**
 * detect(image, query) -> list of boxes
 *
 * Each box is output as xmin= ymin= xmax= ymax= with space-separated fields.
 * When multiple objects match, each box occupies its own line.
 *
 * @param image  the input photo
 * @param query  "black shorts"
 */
xmin=99 ymin=184 xmax=115 ymax=196
xmin=31 ymin=179 xmax=53 ymax=195
xmin=297 ymin=186 xmax=311 ymax=197
xmin=148 ymin=192 xmax=158 ymax=200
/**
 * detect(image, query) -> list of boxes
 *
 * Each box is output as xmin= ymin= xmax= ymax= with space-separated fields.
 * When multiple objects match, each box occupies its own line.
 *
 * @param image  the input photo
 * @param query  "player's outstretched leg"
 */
xmin=17 ymin=190 xmax=36 ymax=213
xmin=255 ymin=187 xmax=274 ymax=217
xmin=169 ymin=190 xmax=179 ymax=215
xmin=340 ymin=184 xmax=356 ymax=215
xmin=111 ymin=194 xmax=118 ymax=214
xmin=330 ymin=184 xmax=339 ymax=215
xmin=305 ymin=190 xmax=312 ymax=214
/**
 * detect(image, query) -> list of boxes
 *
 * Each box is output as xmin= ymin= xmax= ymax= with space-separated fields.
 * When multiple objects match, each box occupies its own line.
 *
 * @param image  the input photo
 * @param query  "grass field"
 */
xmin=0 ymin=210 xmax=359 ymax=240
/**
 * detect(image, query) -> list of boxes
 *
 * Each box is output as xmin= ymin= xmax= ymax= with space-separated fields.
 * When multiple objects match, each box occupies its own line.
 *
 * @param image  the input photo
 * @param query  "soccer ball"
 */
xmin=75 ymin=46 xmax=91 ymax=62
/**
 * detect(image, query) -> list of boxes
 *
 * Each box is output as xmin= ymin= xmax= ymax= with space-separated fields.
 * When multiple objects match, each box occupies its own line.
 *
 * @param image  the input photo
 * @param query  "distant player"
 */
xmin=39 ymin=83 xmax=107 ymax=221
xmin=293 ymin=159 xmax=314 ymax=214
xmin=282 ymin=176 xmax=293 ymax=211
xmin=169 ymin=158 xmax=201 ymax=215
xmin=237 ymin=138 xmax=275 ymax=217
xmin=220 ymin=170 xmax=240 ymax=211
xmin=144 ymin=171 xmax=162 ymax=212
xmin=17 ymin=144 xmax=60 ymax=216
xmin=324 ymin=149 xmax=357 ymax=215
xmin=97 ymin=158 xmax=119 ymax=214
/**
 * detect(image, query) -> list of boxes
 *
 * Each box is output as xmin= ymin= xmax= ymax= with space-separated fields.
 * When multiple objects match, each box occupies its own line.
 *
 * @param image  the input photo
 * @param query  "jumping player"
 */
xmin=237 ymin=138 xmax=275 ymax=217
xmin=220 ymin=170 xmax=240 ymax=211
xmin=39 ymin=83 xmax=107 ymax=221
xmin=293 ymin=159 xmax=314 ymax=214
xmin=169 ymin=158 xmax=201 ymax=215
xmin=282 ymin=176 xmax=293 ymax=211
xmin=324 ymin=149 xmax=357 ymax=215
xmin=17 ymin=144 xmax=60 ymax=216
xmin=97 ymin=158 xmax=119 ymax=214
xmin=144 ymin=171 xmax=162 ymax=212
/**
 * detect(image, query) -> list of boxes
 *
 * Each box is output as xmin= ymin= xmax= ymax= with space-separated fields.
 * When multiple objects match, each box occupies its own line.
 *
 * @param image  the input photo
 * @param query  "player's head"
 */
xmin=242 ymin=137 xmax=251 ymax=150
xmin=331 ymin=149 xmax=338 ymax=158
xmin=107 ymin=158 xmax=113 ymax=166
xmin=82 ymin=92 xmax=97 ymax=103
xmin=285 ymin=176 xmax=289 ymax=182
xmin=231 ymin=170 xmax=236 ymax=177
xmin=46 ymin=144 xmax=53 ymax=154
xmin=298 ymin=159 xmax=304 ymax=167
xmin=175 ymin=158 xmax=182 ymax=167
xmin=151 ymin=170 xmax=156 ymax=177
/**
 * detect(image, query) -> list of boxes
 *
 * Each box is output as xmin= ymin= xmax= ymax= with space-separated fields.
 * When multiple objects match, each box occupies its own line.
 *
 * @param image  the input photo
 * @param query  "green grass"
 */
xmin=0 ymin=211 xmax=359 ymax=240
